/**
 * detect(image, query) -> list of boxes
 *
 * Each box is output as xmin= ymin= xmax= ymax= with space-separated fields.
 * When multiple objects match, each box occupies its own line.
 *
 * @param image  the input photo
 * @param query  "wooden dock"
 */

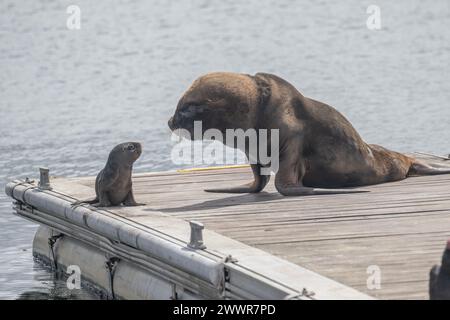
xmin=6 ymin=154 xmax=450 ymax=299
xmin=41 ymin=154 xmax=449 ymax=300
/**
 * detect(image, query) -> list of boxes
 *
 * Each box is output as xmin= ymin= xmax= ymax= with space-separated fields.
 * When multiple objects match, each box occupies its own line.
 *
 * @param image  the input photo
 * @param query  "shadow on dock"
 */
xmin=145 ymin=192 xmax=283 ymax=213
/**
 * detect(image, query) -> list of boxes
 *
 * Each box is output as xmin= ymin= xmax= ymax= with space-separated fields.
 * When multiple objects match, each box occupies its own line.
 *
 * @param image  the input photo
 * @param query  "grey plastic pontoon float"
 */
xmin=5 ymin=167 xmax=372 ymax=300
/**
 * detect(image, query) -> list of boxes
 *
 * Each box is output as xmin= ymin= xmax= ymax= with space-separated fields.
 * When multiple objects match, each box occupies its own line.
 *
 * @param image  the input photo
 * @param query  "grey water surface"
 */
xmin=0 ymin=0 xmax=449 ymax=299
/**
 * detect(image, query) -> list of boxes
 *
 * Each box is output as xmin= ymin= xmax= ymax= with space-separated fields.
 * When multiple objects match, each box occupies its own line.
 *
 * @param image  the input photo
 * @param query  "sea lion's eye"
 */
xmin=127 ymin=145 xmax=135 ymax=151
xmin=181 ymin=104 xmax=195 ymax=112
xmin=182 ymin=104 xmax=207 ymax=114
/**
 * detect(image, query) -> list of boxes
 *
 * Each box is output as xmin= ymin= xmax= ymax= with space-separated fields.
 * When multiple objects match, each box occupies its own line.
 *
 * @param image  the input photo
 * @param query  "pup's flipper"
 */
xmin=71 ymin=197 xmax=99 ymax=207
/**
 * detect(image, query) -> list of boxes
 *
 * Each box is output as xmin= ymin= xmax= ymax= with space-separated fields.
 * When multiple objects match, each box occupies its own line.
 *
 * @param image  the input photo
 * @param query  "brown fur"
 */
xmin=169 ymin=72 xmax=450 ymax=196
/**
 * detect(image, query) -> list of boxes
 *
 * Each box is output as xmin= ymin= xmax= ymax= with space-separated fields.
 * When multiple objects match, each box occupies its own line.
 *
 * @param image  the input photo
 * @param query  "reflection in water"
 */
xmin=14 ymin=258 xmax=98 ymax=300
xmin=17 ymin=287 xmax=91 ymax=300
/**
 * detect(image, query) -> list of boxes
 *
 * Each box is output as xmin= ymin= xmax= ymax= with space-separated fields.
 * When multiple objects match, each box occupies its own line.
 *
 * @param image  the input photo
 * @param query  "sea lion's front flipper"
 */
xmin=92 ymin=190 xmax=113 ymax=207
xmin=204 ymin=164 xmax=270 ymax=193
xmin=123 ymin=190 xmax=145 ymax=206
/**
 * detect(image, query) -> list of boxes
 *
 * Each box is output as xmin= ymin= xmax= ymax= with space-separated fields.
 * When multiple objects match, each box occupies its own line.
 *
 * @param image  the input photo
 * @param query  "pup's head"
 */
xmin=168 ymin=72 xmax=259 ymax=138
xmin=109 ymin=142 xmax=142 ymax=164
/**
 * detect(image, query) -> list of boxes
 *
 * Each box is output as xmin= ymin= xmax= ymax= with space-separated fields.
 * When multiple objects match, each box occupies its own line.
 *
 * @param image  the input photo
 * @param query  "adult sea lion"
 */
xmin=168 ymin=72 xmax=450 ymax=196
xmin=73 ymin=142 xmax=144 ymax=206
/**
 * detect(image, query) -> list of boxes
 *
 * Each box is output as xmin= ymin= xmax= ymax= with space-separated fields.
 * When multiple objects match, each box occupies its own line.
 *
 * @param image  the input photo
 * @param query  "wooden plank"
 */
xmin=51 ymin=154 xmax=450 ymax=299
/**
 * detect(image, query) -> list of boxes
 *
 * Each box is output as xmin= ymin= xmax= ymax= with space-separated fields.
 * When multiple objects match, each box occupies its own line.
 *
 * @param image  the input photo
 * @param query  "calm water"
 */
xmin=0 ymin=0 xmax=449 ymax=299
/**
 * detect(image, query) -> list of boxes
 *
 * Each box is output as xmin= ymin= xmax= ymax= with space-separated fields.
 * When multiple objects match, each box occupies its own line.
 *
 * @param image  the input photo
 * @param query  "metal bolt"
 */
xmin=24 ymin=177 xmax=34 ymax=184
xmin=188 ymin=220 xmax=206 ymax=250
xmin=38 ymin=167 xmax=52 ymax=190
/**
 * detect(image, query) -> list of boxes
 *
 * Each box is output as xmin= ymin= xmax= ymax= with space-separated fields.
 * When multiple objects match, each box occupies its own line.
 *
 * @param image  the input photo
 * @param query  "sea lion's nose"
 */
xmin=168 ymin=116 xmax=175 ymax=130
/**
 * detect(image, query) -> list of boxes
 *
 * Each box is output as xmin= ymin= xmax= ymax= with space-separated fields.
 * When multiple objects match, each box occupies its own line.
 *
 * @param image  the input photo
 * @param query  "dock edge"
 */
xmin=5 ymin=179 xmax=373 ymax=300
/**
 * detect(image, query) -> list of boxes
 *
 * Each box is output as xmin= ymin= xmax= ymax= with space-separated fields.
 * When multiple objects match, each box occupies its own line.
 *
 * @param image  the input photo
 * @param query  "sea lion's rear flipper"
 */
xmin=274 ymin=155 xmax=368 ymax=196
xmin=71 ymin=197 xmax=99 ymax=207
xmin=205 ymin=164 xmax=270 ymax=194
xmin=409 ymin=161 xmax=450 ymax=176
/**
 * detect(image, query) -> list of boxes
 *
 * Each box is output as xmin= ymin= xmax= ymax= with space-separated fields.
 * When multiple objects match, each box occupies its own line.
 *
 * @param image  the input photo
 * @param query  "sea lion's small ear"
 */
xmin=207 ymin=98 xmax=226 ymax=106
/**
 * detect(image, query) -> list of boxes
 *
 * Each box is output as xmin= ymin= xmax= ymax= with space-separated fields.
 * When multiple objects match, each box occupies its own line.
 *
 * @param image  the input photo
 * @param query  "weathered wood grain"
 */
xmin=58 ymin=155 xmax=450 ymax=299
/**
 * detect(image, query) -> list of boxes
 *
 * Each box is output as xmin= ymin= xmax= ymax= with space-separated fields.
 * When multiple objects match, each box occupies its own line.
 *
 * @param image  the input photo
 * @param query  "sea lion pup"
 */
xmin=72 ymin=142 xmax=144 ymax=206
xmin=168 ymin=72 xmax=450 ymax=196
